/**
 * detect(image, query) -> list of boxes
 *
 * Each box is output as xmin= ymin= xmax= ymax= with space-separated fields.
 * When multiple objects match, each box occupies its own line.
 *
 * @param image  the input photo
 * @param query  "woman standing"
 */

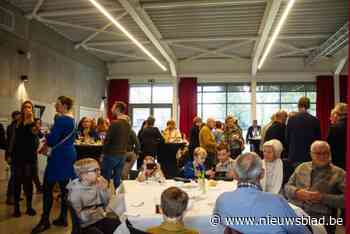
xmin=32 ymin=96 xmax=77 ymax=234
xmin=222 ymin=116 xmax=244 ymax=159
xmin=188 ymin=117 xmax=202 ymax=161
xmin=12 ymin=100 xmax=39 ymax=217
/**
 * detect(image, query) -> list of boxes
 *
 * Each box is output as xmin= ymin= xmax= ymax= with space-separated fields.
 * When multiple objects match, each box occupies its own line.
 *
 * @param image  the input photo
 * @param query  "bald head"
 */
xmin=234 ymin=152 xmax=263 ymax=183
xmin=207 ymin=118 xmax=216 ymax=129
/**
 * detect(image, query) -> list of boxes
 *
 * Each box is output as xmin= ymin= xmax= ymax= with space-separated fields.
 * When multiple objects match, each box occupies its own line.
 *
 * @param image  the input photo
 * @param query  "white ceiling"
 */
xmin=6 ymin=0 xmax=349 ymax=75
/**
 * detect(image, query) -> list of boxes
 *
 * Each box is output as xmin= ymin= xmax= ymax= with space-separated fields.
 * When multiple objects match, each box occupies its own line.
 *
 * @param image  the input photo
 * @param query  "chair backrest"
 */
xmin=224 ymin=226 xmax=243 ymax=234
xmin=67 ymin=201 xmax=82 ymax=234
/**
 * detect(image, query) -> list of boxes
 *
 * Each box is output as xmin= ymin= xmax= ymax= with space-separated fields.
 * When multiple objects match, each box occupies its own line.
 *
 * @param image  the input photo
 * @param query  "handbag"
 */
xmin=38 ymin=129 xmax=75 ymax=157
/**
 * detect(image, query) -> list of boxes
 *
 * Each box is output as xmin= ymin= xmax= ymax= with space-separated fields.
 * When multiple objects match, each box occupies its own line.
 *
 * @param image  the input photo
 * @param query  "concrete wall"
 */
xmin=0 ymin=1 xmax=107 ymax=124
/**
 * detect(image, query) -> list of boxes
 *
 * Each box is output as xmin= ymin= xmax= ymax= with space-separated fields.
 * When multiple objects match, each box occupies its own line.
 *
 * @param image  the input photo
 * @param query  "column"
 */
xmin=172 ymin=77 xmax=179 ymax=124
xmin=251 ymin=78 xmax=257 ymax=121
xmin=334 ymin=74 xmax=340 ymax=104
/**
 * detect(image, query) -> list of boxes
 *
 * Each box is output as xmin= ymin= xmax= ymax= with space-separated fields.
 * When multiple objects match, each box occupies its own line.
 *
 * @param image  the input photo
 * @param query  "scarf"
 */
xmin=260 ymin=158 xmax=283 ymax=194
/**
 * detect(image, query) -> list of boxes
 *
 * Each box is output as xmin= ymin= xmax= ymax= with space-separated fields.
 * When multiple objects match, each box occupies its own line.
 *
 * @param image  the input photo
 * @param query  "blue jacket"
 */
xmin=45 ymin=115 xmax=77 ymax=182
xmin=183 ymin=161 xmax=205 ymax=179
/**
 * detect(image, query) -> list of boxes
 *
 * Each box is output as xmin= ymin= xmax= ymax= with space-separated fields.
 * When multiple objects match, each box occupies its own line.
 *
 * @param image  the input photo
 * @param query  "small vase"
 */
xmin=198 ymin=178 xmax=207 ymax=194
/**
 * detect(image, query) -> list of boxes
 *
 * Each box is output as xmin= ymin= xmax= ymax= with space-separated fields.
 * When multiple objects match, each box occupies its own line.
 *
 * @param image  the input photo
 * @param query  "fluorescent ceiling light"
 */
xmin=87 ymin=0 xmax=167 ymax=71
xmin=258 ymin=0 xmax=296 ymax=70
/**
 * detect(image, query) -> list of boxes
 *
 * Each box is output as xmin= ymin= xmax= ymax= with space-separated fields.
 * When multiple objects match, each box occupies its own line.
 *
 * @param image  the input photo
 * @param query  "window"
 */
xmin=129 ymin=84 xmax=173 ymax=132
xmin=256 ymin=83 xmax=316 ymax=125
xmin=197 ymin=83 xmax=251 ymax=131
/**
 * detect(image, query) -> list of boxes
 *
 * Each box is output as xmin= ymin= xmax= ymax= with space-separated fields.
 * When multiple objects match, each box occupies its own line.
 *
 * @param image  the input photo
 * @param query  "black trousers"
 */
xmin=82 ymin=218 xmax=121 ymax=234
xmin=6 ymin=164 xmax=15 ymax=199
xmin=13 ymin=163 xmax=35 ymax=209
xmin=42 ymin=177 xmax=69 ymax=220
xmin=205 ymin=152 xmax=216 ymax=170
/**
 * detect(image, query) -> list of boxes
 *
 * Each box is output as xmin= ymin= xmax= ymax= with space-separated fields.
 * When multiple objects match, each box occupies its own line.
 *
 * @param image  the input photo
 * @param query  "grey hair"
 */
xmin=234 ymin=152 xmax=263 ymax=182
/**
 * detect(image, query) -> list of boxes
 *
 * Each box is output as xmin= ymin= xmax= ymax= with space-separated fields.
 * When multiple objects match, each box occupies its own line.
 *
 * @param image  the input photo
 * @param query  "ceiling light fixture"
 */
xmin=87 ymin=0 xmax=167 ymax=71
xmin=258 ymin=0 xmax=296 ymax=70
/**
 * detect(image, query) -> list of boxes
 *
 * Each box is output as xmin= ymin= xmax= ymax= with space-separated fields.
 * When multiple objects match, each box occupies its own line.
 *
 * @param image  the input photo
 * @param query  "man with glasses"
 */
xmin=285 ymin=141 xmax=345 ymax=234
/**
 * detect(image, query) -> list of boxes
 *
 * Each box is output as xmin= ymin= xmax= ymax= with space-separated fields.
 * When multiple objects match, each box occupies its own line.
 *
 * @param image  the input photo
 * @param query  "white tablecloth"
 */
xmin=122 ymin=180 xmax=326 ymax=234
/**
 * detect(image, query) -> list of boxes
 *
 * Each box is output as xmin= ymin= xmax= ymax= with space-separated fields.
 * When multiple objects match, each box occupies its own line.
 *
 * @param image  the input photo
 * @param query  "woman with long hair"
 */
xmin=12 ymin=100 xmax=39 ymax=217
xmin=32 ymin=96 xmax=77 ymax=234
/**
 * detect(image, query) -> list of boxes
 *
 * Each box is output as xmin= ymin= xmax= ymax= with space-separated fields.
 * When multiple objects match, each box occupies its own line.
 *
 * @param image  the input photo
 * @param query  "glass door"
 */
xmin=153 ymin=107 xmax=172 ymax=131
xmin=131 ymin=107 xmax=151 ymax=133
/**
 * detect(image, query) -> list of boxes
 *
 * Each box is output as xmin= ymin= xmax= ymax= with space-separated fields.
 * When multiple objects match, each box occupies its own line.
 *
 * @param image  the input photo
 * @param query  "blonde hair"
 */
xmin=74 ymin=158 xmax=99 ymax=175
xmin=193 ymin=147 xmax=207 ymax=158
xmin=263 ymin=139 xmax=283 ymax=159
xmin=334 ymin=103 xmax=347 ymax=116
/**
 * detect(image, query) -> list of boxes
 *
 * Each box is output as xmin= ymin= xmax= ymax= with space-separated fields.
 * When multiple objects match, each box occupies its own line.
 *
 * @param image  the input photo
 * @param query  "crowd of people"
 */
xmin=0 ymin=95 xmax=346 ymax=234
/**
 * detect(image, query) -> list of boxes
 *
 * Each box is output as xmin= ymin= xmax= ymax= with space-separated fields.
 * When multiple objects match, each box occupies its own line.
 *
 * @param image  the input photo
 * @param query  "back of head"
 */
xmin=161 ymin=187 xmax=188 ymax=219
xmin=234 ymin=152 xmax=263 ymax=183
xmin=298 ymin=96 xmax=310 ymax=110
xmin=114 ymin=101 xmax=127 ymax=114
xmin=58 ymin=96 xmax=74 ymax=111
xmin=146 ymin=116 xmax=155 ymax=126
xmin=334 ymin=102 xmax=347 ymax=117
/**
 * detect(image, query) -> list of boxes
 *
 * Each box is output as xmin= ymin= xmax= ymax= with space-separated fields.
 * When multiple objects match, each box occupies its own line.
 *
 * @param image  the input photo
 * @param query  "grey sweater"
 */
xmin=67 ymin=178 xmax=111 ymax=228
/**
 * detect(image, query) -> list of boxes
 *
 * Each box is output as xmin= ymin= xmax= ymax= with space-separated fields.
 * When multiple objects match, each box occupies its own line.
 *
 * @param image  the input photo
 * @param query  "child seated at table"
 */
xmin=67 ymin=158 xmax=121 ymax=234
xmin=182 ymin=147 xmax=213 ymax=179
xmin=146 ymin=187 xmax=199 ymax=234
xmin=213 ymin=143 xmax=235 ymax=180
xmin=136 ymin=155 xmax=165 ymax=183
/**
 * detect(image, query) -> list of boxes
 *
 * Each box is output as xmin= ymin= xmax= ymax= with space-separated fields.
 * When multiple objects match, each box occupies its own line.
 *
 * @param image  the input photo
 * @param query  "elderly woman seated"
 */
xmin=67 ymin=158 xmax=120 ymax=234
xmin=136 ymin=155 xmax=165 ymax=183
xmin=285 ymin=140 xmax=345 ymax=234
xmin=260 ymin=139 xmax=287 ymax=194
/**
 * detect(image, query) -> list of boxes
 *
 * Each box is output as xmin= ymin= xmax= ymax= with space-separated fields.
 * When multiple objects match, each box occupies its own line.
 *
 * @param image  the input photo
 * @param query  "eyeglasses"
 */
xmin=85 ymin=168 xmax=101 ymax=174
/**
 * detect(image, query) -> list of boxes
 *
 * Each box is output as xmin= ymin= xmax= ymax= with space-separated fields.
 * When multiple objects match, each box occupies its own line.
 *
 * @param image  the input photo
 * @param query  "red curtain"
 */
xmin=179 ymin=78 xmax=197 ymax=138
xmin=347 ymin=73 xmax=349 ymax=227
xmin=339 ymin=75 xmax=348 ymax=103
xmin=107 ymin=79 xmax=129 ymax=120
xmin=316 ymin=76 xmax=334 ymax=139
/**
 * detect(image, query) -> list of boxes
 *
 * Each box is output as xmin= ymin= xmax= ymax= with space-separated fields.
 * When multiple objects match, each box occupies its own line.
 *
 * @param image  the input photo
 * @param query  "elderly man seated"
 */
xmin=214 ymin=152 xmax=310 ymax=234
xmin=285 ymin=140 xmax=345 ymax=234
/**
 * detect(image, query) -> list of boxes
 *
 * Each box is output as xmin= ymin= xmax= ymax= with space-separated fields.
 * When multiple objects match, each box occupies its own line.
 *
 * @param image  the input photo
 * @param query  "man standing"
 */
xmin=285 ymin=97 xmax=321 ymax=168
xmin=327 ymin=103 xmax=347 ymax=170
xmin=199 ymin=118 xmax=217 ymax=169
xmin=265 ymin=110 xmax=287 ymax=149
xmin=101 ymin=101 xmax=130 ymax=189
xmin=246 ymin=120 xmax=261 ymax=153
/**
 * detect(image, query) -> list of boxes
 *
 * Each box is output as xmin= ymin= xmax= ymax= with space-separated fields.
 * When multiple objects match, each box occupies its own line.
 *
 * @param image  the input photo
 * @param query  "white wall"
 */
xmin=107 ymin=56 xmax=335 ymax=83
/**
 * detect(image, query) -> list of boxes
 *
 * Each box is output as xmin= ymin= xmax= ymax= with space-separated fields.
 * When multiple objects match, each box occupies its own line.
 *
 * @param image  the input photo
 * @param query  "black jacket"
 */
xmin=265 ymin=122 xmax=286 ymax=148
xmin=139 ymin=126 xmax=164 ymax=156
xmin=189 ymin=125 xmax=200 ymax=150
xmin=327 ymin=116 xmax=347 ymax=169
xmin=286 ymin=112 xmax=321 ymax=165
xmin=12 ymin=122 xmax=39 ymax=165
